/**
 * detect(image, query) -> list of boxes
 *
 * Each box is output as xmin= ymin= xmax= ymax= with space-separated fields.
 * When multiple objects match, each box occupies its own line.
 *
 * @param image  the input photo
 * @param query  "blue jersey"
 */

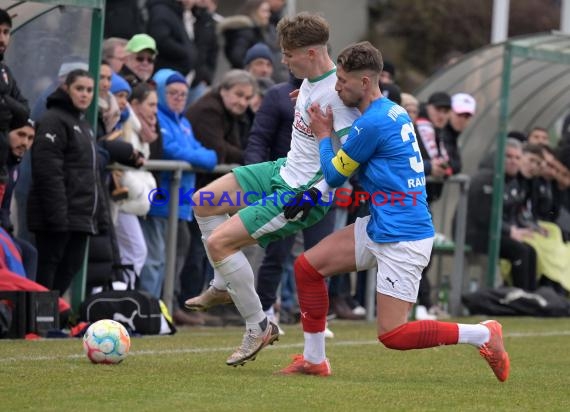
xmin=320 ymin=97 xmax=434 ymax=243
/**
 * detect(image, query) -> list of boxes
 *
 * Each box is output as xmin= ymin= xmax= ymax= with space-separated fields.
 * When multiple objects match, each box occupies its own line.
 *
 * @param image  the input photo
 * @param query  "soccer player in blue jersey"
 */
xmin=277 ymin=41 xmax=510 ymax=382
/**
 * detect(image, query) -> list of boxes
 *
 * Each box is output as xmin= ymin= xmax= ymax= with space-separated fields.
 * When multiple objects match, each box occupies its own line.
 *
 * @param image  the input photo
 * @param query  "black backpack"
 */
xmin=462 ymin=286 xmax=570 ymax=317
xmin=79 ymin=289 xmax=169 ymax=335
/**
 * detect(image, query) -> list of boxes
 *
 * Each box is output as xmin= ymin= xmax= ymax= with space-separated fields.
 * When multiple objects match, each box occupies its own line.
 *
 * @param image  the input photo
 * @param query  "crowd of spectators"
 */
xmin=1 ymin=1 xmax=569 ymax=335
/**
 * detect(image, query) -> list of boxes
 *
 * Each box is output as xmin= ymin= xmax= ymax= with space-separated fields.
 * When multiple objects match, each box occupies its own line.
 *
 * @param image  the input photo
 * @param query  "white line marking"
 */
xmin=1 ymin=330 xmax=569 ymax=363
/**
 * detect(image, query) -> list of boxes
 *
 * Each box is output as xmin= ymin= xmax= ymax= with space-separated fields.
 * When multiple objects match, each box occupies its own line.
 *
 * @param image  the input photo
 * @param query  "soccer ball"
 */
xmin=83 ymin=319 xmax=131 ymax=364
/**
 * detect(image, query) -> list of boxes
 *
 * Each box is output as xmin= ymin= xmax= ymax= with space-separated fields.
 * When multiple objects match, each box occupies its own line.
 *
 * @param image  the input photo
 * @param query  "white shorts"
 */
xmin=354 ymin=216 xmax=434 ymax=303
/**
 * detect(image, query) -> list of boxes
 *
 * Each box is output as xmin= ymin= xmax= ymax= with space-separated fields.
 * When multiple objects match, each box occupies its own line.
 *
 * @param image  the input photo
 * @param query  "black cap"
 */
xmin=427 ymin=91 xmax=451 ymax=108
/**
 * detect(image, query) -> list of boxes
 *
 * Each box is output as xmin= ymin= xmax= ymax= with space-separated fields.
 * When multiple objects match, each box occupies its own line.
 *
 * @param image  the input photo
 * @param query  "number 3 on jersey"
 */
xmin=400 ymin=122 xmax=424 ymax=173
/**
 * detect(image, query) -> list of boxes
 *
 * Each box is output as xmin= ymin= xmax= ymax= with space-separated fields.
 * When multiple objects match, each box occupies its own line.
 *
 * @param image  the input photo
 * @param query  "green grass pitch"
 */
xmin=1 ymin=317 xmax=569 ymax=411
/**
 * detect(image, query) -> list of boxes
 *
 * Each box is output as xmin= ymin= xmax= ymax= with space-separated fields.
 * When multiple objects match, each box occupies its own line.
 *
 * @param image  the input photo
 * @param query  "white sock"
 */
xmin=195 ymin=214 xmax=229 ymax=291
xmin=457 ymin=324 xmax=490 ymax=347
xmin=303 ymin=332 xmax=326 ymax=364
xmin=215 ymin=251 xmax=265 ymax=332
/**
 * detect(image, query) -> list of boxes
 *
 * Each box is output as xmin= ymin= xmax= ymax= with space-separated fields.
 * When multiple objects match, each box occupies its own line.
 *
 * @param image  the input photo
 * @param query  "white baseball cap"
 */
xmin=451 ymin=93 xmax=476 ymax=115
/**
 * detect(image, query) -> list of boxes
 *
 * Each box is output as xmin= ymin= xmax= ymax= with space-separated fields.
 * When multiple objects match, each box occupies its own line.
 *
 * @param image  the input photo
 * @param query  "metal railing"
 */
xmin=72 ymin=160 xmax=239 ymax=314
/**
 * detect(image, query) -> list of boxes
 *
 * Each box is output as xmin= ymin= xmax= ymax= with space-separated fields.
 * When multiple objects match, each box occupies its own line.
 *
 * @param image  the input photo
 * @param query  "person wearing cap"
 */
xmin=138 ymin=69 xmax=217 ymax=300
xmin=0 ymin=9 xmax=29 ymax=208
xmin=1 ymin=115 xmax=37 ymax=280
xmin=439 ymin=92 xmax=477 ymax=175
xmin=1 ymin=114 xmax=34 ymax=231
xmin=120 ymin=34 xmax=158 ymax=87
xmin=243 ymin=42 xmax=274 ymax=79
xmin=414 ymin=91 xmax=457 ymax=320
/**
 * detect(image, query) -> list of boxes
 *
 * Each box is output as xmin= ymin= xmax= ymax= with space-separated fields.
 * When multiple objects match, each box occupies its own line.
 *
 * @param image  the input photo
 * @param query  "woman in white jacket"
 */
xmin=111 ymin=75 xmax=158 ymax=281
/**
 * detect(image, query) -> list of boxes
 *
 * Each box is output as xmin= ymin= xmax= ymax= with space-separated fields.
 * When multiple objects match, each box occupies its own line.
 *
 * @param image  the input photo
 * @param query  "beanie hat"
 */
xmin=111 ymin=73 xmax=132 ymax=96
xmin=243 ymin=43 xmax=273 ymax=67
xmin=166 ymin=72 xmax=186 ymax=86
xmin=9 ymin=110 xmax=33 ymax=131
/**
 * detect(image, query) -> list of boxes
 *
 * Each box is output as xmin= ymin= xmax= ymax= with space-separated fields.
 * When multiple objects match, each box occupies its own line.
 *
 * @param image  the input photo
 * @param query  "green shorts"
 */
xmin=233 ymin=158 xmax=331 ymax=247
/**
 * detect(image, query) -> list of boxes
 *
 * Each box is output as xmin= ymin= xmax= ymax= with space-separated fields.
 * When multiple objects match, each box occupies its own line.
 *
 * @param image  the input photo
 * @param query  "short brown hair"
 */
xmin=337 ymin=41 xmax=383 ymax=74
xmin=277 ymin=12 xmax=329 ymax=50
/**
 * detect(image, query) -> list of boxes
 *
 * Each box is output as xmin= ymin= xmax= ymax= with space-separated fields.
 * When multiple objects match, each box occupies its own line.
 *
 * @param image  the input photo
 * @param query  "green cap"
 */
xmin=126 ymin=34 xmax=157 ymax=54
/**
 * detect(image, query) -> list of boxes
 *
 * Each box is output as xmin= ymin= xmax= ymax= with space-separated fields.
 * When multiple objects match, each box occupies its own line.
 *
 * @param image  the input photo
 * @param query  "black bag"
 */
xmin=462 ymin=286 xmax=570 ymax=317
xmin=80 ymin=290 xmax=163 ymax=334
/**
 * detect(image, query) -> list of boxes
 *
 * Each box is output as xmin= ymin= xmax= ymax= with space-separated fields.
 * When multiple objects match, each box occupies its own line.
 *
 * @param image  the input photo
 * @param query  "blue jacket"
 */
xmin=149 ymin=69 xmax=217 ymax=221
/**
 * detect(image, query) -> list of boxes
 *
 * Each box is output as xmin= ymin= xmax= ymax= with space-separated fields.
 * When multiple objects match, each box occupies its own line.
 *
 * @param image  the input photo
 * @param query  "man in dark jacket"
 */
xmin=466 ymin=138 xmax=538 ymax=291
xmin=147 ymin=0 xmax=198 ymax=80
xmin=0 ymin=9 xmax=30 ymax=206
xmin=104 ymin=0 xmax=145 ymax=39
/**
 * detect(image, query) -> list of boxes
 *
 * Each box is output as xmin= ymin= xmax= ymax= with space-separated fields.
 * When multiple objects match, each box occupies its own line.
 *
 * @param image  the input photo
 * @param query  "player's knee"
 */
xmin=206 ymin=231 xmax=225 ymax=260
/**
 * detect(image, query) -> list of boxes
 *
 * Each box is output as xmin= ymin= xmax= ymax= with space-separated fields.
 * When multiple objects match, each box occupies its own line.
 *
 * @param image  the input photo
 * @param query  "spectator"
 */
xmin=478 ymin=130 xmax=527 ymax=170
xmin=466 ymin=138 xmax=538 ymax=291
xmin=0 ymin=9 xmax=30 ymax=207
xmin=120 ymin=34 xmax=157 ymax=88
xmin=174 ymin=70 xmax=256 ymax=325
xmin=1 ymin=114 xmax=34 ymax=231
xmin=28 ymin=69 xmax=99 ymax=295
xmin=102 ymin=37 xmax=128 ymax=73
xmin=189 ymin=0 xmax=221 ymax=103
xmin=138 ymin=69 xmax=217 ymax=299
xmin=219 ymin=0 xmax=277 ymax=71
xmin=267 ymin=0 xmax=288 ymax=82
xmin=104 ymin=0 xmax=145 ymax=40
xmin=111 ymin=78 xmax=157 ymax=282
xmin=400 ymin=92 xmax=419 ymax=122
xmin=97 ymin=61 xmax=120 ymax=138
xmin=147 ymin=0 xmax=199 ymax=85
xmin=415 ymin=92 xmax=474 ymax=319
xmin=1 ymin=114 xmax=37 ymax=280
xmin=243 ymin=42 xmax=274 ymax=79
xmin=527 ymin=126 xmax=549 ymax=146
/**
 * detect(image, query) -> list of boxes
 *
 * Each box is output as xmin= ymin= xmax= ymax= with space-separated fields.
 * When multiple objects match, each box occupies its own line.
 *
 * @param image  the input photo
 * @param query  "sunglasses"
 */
xmin=135 ymin=55 xmax=155 ymax=64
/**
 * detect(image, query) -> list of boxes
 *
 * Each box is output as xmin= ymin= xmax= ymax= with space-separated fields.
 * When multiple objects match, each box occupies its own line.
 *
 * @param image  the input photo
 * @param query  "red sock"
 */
xmin=379 ymin=321 xmax=459 ymax=350
xmin=294 ymin=253 xmax=328 ymax=333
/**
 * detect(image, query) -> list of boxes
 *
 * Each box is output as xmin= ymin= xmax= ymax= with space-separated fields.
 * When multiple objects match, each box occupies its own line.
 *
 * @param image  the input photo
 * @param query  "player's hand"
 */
xmin=283 ymin=187 xmax=322 ymax=221
xmin=308 ymin=103 xmax=333 ymax=140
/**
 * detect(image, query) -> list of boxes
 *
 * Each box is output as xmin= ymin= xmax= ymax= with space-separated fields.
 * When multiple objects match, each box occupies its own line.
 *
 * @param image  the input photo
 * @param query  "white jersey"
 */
xmin=279 ymin=68 xmax=360 ymax=198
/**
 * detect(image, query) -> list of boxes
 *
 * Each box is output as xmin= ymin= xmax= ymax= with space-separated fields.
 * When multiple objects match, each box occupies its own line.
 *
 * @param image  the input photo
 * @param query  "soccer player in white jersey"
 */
xmin=184 ymin=13 xmax=360 ymax=367
xmin=277 ymin=41 xmax=510 ymax=382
